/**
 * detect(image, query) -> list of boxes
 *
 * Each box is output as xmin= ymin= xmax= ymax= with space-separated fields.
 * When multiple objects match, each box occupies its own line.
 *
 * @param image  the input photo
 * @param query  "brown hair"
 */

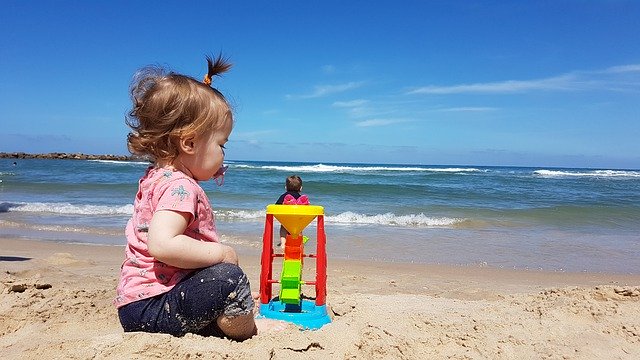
xmin=285 ymin=175 xmax=302 ymax=192
xmin=126 ymin=55 xmax=233 ymax=162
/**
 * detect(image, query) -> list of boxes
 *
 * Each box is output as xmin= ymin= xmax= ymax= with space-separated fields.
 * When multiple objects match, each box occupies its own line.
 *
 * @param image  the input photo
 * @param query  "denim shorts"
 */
xmin=118 ymin=262 xmax=254 ymax=337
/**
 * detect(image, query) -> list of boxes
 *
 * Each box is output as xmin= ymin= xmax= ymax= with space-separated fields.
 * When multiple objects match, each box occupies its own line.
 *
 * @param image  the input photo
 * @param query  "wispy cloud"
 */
xmin=604 ymin=64 xmax=640 ymax=74
xmin=232 ymin=129 xmax=277 ymax=141
xmin=287 ymin=81 xmax=364 ymax=99
xmin=436 ymin=107 xmax=498 ymax=112
xmin=332 ymin=99 xmax=369 ymax=107
xmin=261 ymin=109 xmax=280 ymax=115
xmin=331 ymin=99 xmax=378 ymax=117
xmin=355 ymin=118 xmax=410 ymax=127
xmin=408 ymin=63 xmax=640 ymax=95
xmin=409 ymin=74 xmax=577 ymax=94
xmin=321 ymin=65 xmax=336 ymax=74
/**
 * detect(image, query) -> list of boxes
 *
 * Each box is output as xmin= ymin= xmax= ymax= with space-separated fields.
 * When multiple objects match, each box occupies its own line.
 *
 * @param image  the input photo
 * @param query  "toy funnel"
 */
xmin=266 ymin=204 xmax=324 ymax=236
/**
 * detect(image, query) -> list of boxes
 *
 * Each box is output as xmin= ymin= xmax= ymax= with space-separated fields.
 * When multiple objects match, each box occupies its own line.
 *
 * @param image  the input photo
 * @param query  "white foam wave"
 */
xmin=214 ymin=209 xmax=264 ymax=220
xmin=534 ymin=169 xmax=640 ymax=178
xmin=0 ymin=219 xmax=121 ymax=236
xmin=214 ymin=209 xmax=463 ymax=228
xmin=89 ymin=160 xmax=149 ymax=166
xmin=2 ymin=202 xmax=462 ymax=228
xmin=328 ymin=211 xmax=464 ymax=227
xmin=1 ymin=202 xmax=134 ymax=215
xmin=423 ymin=167 xmax=483 ymax=173
xmin=232 ymin=163 xmax=482 ymax=174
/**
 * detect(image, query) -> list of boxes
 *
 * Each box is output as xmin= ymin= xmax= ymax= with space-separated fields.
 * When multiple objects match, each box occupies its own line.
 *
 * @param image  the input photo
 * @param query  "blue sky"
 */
xmin=1 ymin=1 xmax=639 ymax=169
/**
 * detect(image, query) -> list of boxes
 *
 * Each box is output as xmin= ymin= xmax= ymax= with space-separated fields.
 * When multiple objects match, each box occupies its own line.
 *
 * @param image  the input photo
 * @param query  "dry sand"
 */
xmin=1 ymin=237 xmax=639 ymax=359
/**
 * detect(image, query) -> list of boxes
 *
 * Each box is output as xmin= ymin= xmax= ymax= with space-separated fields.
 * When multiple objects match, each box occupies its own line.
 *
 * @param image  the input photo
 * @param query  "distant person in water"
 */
xmin=275 ymin=175 xmax=308 ymax=249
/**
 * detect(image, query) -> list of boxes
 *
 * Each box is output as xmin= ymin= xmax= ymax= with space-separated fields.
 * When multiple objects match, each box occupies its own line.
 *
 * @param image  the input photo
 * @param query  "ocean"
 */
xmin=1 ymin=158 xmax=639 ymax=274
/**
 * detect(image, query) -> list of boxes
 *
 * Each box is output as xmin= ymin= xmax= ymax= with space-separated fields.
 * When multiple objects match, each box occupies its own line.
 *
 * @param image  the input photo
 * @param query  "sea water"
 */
xmin=1 ymin=158 xmax=639 ymax=273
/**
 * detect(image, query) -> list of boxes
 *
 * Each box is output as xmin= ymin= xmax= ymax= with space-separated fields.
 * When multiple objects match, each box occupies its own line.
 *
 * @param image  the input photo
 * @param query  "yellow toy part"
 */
xmin=266 ymin=204 xmax=324 ymax=237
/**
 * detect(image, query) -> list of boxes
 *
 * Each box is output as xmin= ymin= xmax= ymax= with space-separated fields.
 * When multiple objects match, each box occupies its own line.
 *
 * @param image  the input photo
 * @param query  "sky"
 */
xmin=1 ymin=1 xmax=639 ymax=169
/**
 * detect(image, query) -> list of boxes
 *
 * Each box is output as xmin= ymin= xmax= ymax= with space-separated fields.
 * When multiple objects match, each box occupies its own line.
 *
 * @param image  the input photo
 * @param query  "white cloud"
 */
xmin=409 ymin=74 xmax=577 ymax=94
xmin=604 ymin=64 xmax=640 ymax=74
xmin=332 ymin=99 xmax=369 ymax=107
xmin=408 ymin=63 xmax=640 ymax=95
xmin=355 ymin=118 xmax=410 ymax=127
xmin=436 ymin=107 xmax=498 ymax=112
xmin=287 ymin=81 xmax=364 ymax=99
xmin=232 ymin=130 xmax=277 ymax=141
xmin=321 ymin=65 xmax=336 ymax=74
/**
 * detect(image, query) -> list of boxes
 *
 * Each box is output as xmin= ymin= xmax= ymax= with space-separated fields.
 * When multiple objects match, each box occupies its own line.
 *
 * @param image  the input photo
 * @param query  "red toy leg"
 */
xmin=260 ymin=214 xmax=274 ymax=304
xmin=315 ymin=215 xmax=327 ymax=306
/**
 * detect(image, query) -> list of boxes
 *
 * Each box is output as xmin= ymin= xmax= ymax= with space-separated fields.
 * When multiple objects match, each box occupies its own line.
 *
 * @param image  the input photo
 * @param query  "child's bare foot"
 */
xmin=254 ymin=318 xmax=288 ymax=334
xmin=251 ymin=291 xmax=261 ymax=313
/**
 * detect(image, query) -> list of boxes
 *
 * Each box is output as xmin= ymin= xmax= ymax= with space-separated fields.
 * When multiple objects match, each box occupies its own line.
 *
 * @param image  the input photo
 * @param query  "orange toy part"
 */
xmin=284 ymin=234 xmax=303 ymax=260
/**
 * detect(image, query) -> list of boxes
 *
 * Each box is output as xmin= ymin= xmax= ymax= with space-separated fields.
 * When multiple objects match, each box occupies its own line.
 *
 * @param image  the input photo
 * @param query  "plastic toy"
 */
xmin=258 ymin=202 xmax=331 ymax=329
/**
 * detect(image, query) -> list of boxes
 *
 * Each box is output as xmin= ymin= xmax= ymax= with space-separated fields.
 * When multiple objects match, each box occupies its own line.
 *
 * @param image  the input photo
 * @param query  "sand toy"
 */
xmin=258 ymin=202 xmax=331 ymax=329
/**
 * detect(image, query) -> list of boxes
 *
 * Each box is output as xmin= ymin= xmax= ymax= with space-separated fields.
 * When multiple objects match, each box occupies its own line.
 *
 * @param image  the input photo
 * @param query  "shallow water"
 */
xmin=1 ymin=158 xmax=639 ymax=273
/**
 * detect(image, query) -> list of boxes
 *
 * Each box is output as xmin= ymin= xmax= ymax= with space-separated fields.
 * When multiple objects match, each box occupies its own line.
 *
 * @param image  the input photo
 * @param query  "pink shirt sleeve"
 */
xmin=154 ymin=177 xmax=199 ymax=219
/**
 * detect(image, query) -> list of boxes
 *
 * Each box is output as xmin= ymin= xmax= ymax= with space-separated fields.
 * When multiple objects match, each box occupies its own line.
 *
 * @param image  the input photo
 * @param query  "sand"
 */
xmin=1 ymin=237 xmax=639 ymax=359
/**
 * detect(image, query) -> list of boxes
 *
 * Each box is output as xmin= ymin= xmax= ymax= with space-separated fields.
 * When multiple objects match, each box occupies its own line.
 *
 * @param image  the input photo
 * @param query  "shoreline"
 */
xmin=3 ymin=220 xmax=639 ymax=274
xmin=3 ymin=237 xmax=640 ymax=293
xmin=4 ymin=236 xmax=640 ymax=281
xmin=2 ymin=236 xmax=640 ymax=359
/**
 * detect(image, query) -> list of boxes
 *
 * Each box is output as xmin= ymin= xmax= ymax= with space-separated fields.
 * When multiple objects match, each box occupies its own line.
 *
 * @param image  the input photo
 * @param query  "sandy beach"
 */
xmin=1 ymin=237 xmax=639 ymax=359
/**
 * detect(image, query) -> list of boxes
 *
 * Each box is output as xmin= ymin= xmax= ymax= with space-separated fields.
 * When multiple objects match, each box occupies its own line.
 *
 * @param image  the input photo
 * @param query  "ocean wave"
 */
xmin=212 ymin=209 xmax=463 ymax=228
xmin=89 ymin=159 xmax=149 ymax=166
xmin=0 ymin=219 xmax=122 ymax=236
xmin=534 ymin=169 xmax=640 ymax=178
xmin=0 ymin=202 xmax=134 ymax=215
xmin=232 ymin=163 xmax=483 ymax=174
xmin=423 ymin=167 xmax=484 ymax=173
xmin=215 ymin=209 xmax=265 ymax=220
xmin=328 ymin=211 xmax=464 ymax=227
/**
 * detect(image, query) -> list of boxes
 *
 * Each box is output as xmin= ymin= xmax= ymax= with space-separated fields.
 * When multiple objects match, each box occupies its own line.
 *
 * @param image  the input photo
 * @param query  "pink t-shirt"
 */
xmin=114 ymin=167 xmax=219 ymax=308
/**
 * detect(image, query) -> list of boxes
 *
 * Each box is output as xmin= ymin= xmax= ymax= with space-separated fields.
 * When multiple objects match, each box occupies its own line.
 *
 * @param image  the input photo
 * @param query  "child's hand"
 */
xmin=220 ymin=245 xmax=238 ymax=265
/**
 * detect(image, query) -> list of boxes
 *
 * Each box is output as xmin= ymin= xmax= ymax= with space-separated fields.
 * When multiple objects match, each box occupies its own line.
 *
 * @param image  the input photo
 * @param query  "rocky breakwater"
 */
xmin=0 ymin=152 xmax=145 ymax=161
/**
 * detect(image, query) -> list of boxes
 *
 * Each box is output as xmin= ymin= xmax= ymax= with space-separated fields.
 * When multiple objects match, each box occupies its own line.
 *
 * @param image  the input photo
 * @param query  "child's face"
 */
xmin=182 ymin=120 xmax=232 ymax=181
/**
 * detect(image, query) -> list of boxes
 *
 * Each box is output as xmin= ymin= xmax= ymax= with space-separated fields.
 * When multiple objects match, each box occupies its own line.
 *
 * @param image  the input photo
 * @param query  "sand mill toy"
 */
xmin=258 ymin=202 xmax=331 ymax=329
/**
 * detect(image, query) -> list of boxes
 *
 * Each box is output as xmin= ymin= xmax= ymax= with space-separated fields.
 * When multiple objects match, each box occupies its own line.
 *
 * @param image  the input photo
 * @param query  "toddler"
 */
xmin=115 ymin=55 xmax=283 ymax=340
xmin=275 ymin=175 xmax=308 ymax=248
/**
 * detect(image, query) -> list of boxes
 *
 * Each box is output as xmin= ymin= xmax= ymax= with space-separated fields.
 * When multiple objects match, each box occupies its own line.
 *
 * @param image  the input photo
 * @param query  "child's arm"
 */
xmin=147 ymin=209 xmax=238 ymax=269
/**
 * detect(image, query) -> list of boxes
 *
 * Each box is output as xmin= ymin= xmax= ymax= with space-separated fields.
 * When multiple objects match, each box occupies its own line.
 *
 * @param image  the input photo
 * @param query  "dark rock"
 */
xmin=0 ymin=152 xmax=148 ymax=162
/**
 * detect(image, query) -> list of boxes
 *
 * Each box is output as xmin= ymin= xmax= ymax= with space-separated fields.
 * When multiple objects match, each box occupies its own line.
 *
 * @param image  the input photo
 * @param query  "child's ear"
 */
xmin=178 ymin=135 xmax=196 ymax=154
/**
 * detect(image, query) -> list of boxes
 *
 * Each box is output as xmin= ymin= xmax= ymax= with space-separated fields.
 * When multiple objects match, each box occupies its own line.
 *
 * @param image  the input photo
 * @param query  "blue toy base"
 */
xmin=258 ymin=299 xmax=331 ymax=330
